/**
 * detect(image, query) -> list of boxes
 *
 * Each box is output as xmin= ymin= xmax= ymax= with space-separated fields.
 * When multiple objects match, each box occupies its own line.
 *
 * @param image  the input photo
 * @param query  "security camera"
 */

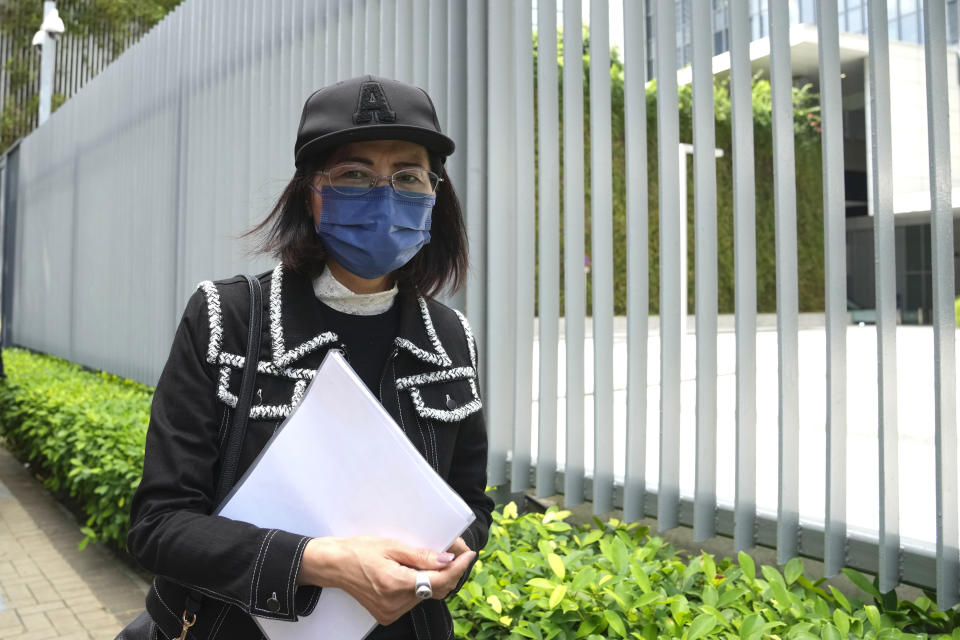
xmin=31 ymin=29 xmax=47 ymax=50
xmin=40 ymin=8 xmax=65 ymax=38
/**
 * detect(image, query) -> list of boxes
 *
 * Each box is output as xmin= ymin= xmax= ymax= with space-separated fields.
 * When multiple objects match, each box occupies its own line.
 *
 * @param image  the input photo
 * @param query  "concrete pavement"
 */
xmin=0 ymin=445 xmax=147 ymax=640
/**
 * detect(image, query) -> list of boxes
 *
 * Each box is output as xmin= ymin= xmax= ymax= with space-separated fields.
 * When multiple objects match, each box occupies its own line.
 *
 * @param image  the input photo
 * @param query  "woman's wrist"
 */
xmin=297 ymin=537 xmax=345 ymax=587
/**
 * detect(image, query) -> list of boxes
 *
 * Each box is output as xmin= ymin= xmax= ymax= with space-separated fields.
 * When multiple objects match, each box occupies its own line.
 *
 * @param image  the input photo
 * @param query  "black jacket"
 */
xmin=127 ymin=265 xmax=493 ymax=640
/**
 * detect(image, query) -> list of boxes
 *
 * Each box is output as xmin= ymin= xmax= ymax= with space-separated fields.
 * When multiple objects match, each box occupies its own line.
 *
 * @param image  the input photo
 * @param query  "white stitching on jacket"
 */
xmin=269 ymin=264 xmax=339 ymax=367
xmin=199 ymin=281 xmax=223 ymax=365
xmin=395 ymin=367 xmax=475 ymax=390
xmin=394 ymin=297 xmax=452 ymax=367
xmin=407 ymin=389 xmax=482 ymax=423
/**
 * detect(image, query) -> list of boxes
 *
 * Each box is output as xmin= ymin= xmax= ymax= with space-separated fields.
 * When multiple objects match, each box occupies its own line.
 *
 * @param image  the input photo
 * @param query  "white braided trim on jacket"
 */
xmin=269 ymin=264 xmax=340 ymax=367
xmin=217 ymin=366 xmax=308 ymax=420
xmin=395 ymin=367 xmax=475 ymax=391
xmin=407 ymin=389 xmax=482 ymax=423
xmin=217 ymin=352 xmax=316 ymax=380
xmin=394 ymin=296 xmax=452 ymax=367
xmin=198 ymin=281 xmax=223 ymax=366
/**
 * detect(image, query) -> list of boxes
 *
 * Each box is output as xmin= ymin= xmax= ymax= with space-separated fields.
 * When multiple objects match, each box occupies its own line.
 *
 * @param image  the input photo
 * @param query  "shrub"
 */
xmin=450 ymin=502 xmax=960 ymax=639
xmin=0 ymin=348 xmax=151 ymax=550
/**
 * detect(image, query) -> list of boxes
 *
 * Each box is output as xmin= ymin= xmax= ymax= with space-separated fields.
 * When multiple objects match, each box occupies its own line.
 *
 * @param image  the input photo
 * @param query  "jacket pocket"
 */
xmin=398 ymin=368 xmax=482 ymax=423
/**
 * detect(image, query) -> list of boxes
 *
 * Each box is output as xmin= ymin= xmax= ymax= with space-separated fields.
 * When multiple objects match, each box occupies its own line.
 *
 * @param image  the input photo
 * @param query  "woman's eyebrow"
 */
xmin=333 ymin=154 xmax=429 ymax=169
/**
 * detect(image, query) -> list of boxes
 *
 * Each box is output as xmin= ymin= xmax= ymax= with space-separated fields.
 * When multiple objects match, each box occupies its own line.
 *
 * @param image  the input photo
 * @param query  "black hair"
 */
xmin=247 ymin=153 xmax=468 ymax=298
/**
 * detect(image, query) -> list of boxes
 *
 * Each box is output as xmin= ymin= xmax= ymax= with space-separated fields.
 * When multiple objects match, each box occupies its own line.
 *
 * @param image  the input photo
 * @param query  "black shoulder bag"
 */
xmin=116 ymin=274 xmax=263 ymax=640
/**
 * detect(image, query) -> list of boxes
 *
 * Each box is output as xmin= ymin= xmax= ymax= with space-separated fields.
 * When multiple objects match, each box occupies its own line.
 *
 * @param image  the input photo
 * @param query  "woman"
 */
xmin=126 ymin=75 xmax=493 ymax=640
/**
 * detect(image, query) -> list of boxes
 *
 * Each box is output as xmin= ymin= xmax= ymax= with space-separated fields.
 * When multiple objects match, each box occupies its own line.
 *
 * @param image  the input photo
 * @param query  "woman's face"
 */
xmin=309 ymin=138 xmax=432 ymax=229
xmin=310 ymin=138 xmax=432 ymax=292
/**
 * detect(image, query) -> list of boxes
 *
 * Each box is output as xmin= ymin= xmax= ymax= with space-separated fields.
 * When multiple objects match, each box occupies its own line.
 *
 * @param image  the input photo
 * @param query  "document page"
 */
xmin=218 ymin=350 xmax=476 ymax=640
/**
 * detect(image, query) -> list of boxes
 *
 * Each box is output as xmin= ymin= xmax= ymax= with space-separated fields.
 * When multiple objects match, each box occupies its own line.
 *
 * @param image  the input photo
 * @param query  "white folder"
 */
xmin=217 ymin=349 xmax=476 ymax=640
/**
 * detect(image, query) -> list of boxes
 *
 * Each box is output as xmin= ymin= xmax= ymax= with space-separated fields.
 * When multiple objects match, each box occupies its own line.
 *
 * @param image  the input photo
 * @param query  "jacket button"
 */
xmin=445 ymin=394 xmax=457 ymax=410
xmin=266 ymin=592 xmax=280 ymax=612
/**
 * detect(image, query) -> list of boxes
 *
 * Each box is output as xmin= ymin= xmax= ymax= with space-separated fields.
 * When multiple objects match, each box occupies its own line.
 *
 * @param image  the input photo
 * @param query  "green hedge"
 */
xmin=450 ymin=502 xmax=960 ymax=639
xmin=2 ymin=347 xmax=958 ymax=638
xmin=0 ymin=348 xmax=150 ymax=549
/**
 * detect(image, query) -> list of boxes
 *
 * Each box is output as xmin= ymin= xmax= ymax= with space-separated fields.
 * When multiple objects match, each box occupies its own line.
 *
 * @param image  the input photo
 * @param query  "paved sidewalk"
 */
xmin=0 ymin=445 xmax=148 ymax=639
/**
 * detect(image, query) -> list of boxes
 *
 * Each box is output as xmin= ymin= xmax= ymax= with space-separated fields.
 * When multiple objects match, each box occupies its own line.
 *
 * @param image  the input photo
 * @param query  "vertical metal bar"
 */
xmin=444 ymin=0 xmax=467 ymax=313
xmin=589 ymin=0 xmax=614 ymax=514
xmin=412 ymin=0 xmax=429 ymax=87
xmin=563 ymin=0 xmax=586 ymax=507
xmin=511 ymin=0 xmax=535 ymax=493
xmin=325 ymin=0 xmax=337 ymax=83
xmin=365 ymin=0 xmax=380 ymax=74
xmin=692 ymin=0 xmax=718 ymax=542
xmin=923 ymin=0 xmax=960 ymax=610
xmin=395 ymin=0 xmax=413 ymax=83
xmin=656 ymin=0 xmax=681 ymax=530
xmin=380 ymin=0 xmax=396 ymax=78
xmin=622 ymin=0 xmax=649 ymax=524
xmin=536 ymin=0 xmax=561 ymax=499
xmin=867 ymin=0 xmax=900 ymax=592
xmin=338 ymin=0 xmax=353 ymax=81
xmin=352 ymin=0 xmax=364 ymax=77
xmin=769 ymin=0 xmax=800 ymax=563
xmin=428 ymin=0 xmax=449 ymax=128
xmin=464 ymin=0 xmax=487 ymax=394
xmin=485 ymin=0 xmax=516 ymax=487
xmin=818 ymin=0 xmax=849 ymax=580
xmin=729 ymin=0 xmax=757 ymax=555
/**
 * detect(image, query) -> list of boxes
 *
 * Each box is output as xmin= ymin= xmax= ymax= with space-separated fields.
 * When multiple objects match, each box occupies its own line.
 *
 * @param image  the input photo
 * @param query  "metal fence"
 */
xmin=0 ymin=16 xmax=151 ymax=148
xmin=0 ymin=0 xmax=957 ymax=607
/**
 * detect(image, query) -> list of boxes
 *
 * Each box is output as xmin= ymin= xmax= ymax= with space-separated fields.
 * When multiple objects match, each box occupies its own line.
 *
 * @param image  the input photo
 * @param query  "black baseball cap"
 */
xmin=294 ymin=75 xmax=455 ymax=167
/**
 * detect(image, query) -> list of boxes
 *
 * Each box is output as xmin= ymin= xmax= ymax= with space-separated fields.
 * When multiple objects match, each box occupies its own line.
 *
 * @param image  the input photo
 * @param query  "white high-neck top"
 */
xmin=312 ymin=266 xmax=399 ymax=316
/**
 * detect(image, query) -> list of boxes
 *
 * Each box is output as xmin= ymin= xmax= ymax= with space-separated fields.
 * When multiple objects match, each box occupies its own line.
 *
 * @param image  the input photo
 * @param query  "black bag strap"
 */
xmin=215 ymin=273 xmax=263 ymax=504
xmin=175 ymin=275 xmax=263 ymax=638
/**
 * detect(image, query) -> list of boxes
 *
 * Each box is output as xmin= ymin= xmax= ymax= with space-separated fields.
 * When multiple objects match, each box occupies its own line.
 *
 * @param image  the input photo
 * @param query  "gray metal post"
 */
xmin=818 ymin=0 xmax=849 ymax=580
xmin=536 ymin=0 xmax=560 ymax=499
xmin=867 ymin=0 xmax=901 ymax=592
xmin=769 ymin=0 xmax=801 ymax=563
xmin=656 ymin=0 xmax=681 ymax=531
xmin=622 ymin=0 xmax=649 ymax=524
xmin=38 ymin=2 xmax=58 ymax=125
xmin=729 ymin=0 xmax=758 ymax=555
xmin=922 ymin=0 xmax=960 ymax=611
xmin=692 ymin=0 xmax=718 ymax=542
xmin=562 ymin=0 xmax=586 ymax=507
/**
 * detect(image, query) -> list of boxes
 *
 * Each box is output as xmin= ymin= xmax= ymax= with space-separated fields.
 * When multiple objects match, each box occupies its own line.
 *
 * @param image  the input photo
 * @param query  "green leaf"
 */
xmin=739 ymin=614 xmax=763 ymax=640
xmin=864 ymin=605 xmax=886 ymax=631
xmin=783 ymin=557 xmax=804 ymax=584
xmin=547 ymin=553 xmax=565 ymax=580
xmin=738 ymin=551 xmax=755 ymax=582
xmin=716 ymin=587 xmax=747 ymax=609
xmin=829 ymin=586 xmax=851 ymax=613
xmin=702 ymin=553 xmax=717 ymax=583
xmin=526 ymin=578 xmax=556 ymax=591
xmin=634 ymin=591 xmax=661 ymax=608
xmin=630 ymin=559 xmax=652 ymax=593
xmin=821 ymin=622 xmax=842 ymax=640
xmin=842 ymin=568 xmax=883 ymax=601
xmin=686 ymin=613 xmax=716 ymax=640
xmin=603 ymin=610 xmax=626 ymax=638
xmin=548 ymin=584 xmax=567 ymax=609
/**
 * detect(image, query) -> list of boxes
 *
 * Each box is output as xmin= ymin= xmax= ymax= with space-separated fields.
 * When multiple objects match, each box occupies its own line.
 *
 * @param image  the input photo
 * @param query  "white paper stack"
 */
xmin=217 ymin=350 xmax=476 ymax=640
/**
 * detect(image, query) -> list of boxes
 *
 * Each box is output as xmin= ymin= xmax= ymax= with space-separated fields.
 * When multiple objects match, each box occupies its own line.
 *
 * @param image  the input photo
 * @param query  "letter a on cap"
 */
xmin=354 ymin=81 xmax=397 ymax=124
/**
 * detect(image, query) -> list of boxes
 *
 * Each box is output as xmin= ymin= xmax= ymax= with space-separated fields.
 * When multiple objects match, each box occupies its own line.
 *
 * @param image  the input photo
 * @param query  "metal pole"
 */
xmin=38 ymin=2 xmax=57 ymax=125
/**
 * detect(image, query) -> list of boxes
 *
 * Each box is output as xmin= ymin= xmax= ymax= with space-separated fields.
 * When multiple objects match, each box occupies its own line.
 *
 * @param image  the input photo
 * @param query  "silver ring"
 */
xmin=414 ymin=571 xmax=432 ymax=600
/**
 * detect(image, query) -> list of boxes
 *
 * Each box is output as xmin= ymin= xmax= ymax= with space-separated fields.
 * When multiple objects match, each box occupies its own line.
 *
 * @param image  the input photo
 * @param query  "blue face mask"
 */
xmin=313 ymin=185 xmax=434 ymax=280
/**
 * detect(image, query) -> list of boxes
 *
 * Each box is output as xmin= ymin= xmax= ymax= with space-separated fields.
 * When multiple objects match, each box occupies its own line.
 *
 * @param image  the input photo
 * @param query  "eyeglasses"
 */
xmin=313 ymin=164 xmax=442 ymax=198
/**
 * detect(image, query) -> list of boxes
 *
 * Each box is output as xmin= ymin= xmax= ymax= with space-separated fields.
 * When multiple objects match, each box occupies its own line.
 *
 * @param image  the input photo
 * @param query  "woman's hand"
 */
xmin=298 ymin=536 xmax=476 ymax=625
